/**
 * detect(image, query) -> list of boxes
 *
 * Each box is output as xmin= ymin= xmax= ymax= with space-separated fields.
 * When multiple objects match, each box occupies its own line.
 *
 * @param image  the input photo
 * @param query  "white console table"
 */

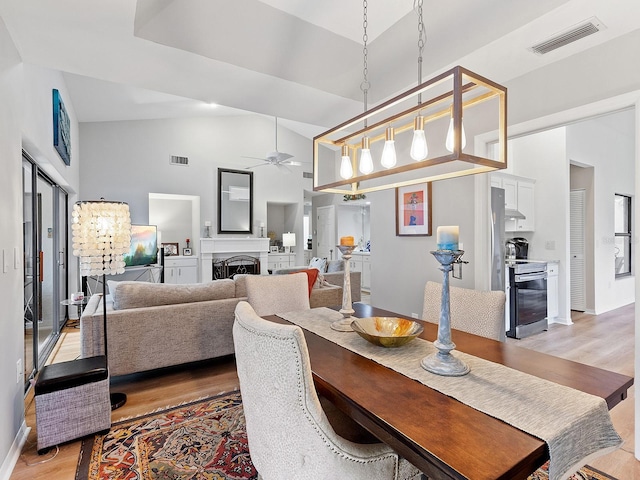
xmin=200 ymin=238 xmax=270 ymax=282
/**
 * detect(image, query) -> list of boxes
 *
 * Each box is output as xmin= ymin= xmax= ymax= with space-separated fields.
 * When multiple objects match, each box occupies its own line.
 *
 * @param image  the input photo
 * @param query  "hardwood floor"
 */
xmin=506 ymin=304 xmax=637 ymax=480
xmin=11 ymin=303 xmax=638 ymax=480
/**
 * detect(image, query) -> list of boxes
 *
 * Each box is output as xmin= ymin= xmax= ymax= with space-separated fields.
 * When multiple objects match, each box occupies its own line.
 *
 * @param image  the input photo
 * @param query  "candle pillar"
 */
xmin=436 ymin=226 xmax=459 ymax=251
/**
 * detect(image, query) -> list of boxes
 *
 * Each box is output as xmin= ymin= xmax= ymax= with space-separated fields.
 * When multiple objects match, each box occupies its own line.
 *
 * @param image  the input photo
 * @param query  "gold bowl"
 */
xmin=351 ymin=317 xmax=424 ymax=348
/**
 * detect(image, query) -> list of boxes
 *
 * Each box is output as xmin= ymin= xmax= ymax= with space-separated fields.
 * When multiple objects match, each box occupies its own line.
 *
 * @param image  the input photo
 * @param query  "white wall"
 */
xmin=0 ymin=17 xmax=26 ymax=480
xmin=79 ymin=115 xmax=308 ymax=259
xmin=567 ymin=110 xmax=636 ymax=313
xmin=371 ymin=175 xmax=477 ymax=318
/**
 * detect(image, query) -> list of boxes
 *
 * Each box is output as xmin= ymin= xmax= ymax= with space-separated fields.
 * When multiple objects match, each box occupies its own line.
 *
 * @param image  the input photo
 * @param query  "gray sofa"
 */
xmin=80 ymin=273 xmax=352 ymax=376
xmin=272 ymin=265 xmax=361 ymax=306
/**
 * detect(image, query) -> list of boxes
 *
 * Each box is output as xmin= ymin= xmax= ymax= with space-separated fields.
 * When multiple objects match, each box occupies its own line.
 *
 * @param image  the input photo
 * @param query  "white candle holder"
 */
xmin=421 ymin=249 xmax=470 ymax=376
xmin=331 ymin=244 xmax=356 ymax=332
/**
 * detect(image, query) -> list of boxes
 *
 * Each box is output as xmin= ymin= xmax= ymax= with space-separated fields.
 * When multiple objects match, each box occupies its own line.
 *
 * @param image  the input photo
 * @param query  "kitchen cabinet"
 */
xmin=546 ymin=261 xmax=559 ymax=322
xmin=350 ymin=252 xmax=371 ymax=291
xmin=493 ymin=174 xmax=535 ymax=232
xmin=268 ymin=253 xmax=296 ymax=271
xmin=164 ymin=256 xmax=198 ymax=284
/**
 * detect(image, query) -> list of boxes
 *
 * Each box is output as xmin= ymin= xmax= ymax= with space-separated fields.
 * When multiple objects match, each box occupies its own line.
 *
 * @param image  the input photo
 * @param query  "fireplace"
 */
xmin=200 ymin=238 xmax=270 ymax=282
xmin=213 ymin=255 xmax=260 ymax=279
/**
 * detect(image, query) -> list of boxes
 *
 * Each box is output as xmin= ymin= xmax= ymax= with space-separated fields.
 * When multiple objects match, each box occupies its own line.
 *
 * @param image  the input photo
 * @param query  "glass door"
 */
xmin=22 ymin=153 xmax=69 ymax=389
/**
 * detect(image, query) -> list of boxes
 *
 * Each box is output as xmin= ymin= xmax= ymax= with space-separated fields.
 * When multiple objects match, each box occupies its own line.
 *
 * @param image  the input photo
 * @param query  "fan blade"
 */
xmin=267 ymin=151 xmax=293 ymax=162
xmin=282 ymin=160 xmax=302 ymax=166
xmin=246 ymin=163 xmax=270 ymax=169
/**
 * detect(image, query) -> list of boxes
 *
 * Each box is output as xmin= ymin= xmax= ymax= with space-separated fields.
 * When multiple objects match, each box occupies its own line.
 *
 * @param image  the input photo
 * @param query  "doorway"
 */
xmin=23 ymin=152 xmax=69 ymax=390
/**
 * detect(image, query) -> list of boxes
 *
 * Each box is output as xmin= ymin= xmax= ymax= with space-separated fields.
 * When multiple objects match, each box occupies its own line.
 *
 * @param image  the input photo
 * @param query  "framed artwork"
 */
xmin=396 ymin=183 xmax=432 ymax=236
xmin=183 ymin=248 xmax=192 ymax=256
xmin=52 ymin=89 xmax=71 ymax=166
xmin=269 ymin=246 xmax=279 ymax=253
xmin=161 ymin=242 xmax=179 ymax=256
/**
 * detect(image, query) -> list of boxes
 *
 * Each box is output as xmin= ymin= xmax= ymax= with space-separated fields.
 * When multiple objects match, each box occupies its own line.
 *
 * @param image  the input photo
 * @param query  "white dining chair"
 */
xmin=233 ymin=301 xmax=423 ymax=480
xmin=245 ymin=272 xmax=310 ymax=316
xmin=422 ymin=281 xmax=506 ymax=341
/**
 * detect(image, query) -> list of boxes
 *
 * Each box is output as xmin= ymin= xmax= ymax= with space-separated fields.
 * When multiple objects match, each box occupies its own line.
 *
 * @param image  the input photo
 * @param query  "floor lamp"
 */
xmin=72 ymin=199 xmax=131 ymax=410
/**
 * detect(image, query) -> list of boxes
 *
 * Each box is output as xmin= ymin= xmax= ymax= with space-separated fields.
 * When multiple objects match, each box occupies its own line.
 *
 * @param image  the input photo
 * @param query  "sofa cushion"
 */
xmin=326 ymin=259 xmax=343 ymax=273
xmin=309 ymin=257 xmax=327 ymax=272
xmin=108 ymin=280 xmax=236 ymax=310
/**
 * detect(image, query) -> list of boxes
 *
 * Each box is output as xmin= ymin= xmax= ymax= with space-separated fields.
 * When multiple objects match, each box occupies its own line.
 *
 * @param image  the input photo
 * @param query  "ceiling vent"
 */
xmin=529 ymin=17 xmax=605 ymax=55
xmin=303 ymin=172 xmax=313 ymax=179
xmin=170 ymin=155 xmax=189 ymax=166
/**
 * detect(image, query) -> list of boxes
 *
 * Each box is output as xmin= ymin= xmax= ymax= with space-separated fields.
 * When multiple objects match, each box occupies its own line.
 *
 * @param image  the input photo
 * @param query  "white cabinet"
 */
xmin=268 ymin=253 xmax=296 ymax=271
xmin=164 ymin=256 xmax=198 ymax=284
xmin=493 ymin=174 xmax=535 ymax=232
xmin=303 ymin=250 xmax=312 ymax=265
xmin=350 ymin=252 xmax=371 ymax=291
xmin=546 ymin=261 xmax=559 ymax=322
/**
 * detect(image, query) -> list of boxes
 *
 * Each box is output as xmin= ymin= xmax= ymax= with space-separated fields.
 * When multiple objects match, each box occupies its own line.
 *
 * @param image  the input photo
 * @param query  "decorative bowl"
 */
xmin=351 ymin=317 xmax=424 ymax=348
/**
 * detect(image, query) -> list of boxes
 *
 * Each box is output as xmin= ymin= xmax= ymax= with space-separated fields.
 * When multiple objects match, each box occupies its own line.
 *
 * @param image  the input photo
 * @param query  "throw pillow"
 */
xmin=290 ymin=269 xmax=319 ymax=296
xmin=309 ymin=256 xmax=327 ymax=272
xmin=326 ymin=260 xmax=343 ymax=273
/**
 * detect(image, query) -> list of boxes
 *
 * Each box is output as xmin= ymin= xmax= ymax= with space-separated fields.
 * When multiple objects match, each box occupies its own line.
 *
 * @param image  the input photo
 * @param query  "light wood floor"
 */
xmin=11 ymin=304 xmax=638 ymax=480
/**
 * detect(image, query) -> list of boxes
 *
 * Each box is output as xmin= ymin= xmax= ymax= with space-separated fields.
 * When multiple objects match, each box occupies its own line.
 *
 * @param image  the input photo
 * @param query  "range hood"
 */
xmin=505 ymin=208 xmax=526 ymax=220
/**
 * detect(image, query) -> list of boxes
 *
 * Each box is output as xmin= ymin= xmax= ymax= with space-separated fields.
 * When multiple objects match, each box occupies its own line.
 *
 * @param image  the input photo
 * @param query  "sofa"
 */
xmin=80 ymin=273 xmax=354 ymax=376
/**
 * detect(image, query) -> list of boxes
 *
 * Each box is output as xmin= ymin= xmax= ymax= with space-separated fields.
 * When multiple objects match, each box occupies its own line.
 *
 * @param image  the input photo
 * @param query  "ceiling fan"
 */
xmin=243 ymin=117 xmax=302 ymax=172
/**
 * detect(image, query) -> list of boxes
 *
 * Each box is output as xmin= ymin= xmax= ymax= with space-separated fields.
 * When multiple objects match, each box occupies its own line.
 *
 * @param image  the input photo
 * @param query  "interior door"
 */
xmin=570 ymin=189 xmax=586 ymax=311
xmin=316 ymin=205 xmax=336 ymax=260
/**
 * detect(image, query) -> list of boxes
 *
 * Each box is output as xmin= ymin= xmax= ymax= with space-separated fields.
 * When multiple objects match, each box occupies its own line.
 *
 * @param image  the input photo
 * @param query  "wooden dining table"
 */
xmin=267 ymin=303 xmax=633 ymax=480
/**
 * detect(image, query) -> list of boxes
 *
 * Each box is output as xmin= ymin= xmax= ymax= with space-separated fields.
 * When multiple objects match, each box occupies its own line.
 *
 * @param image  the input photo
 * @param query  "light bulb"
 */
xmin=359 ymin=137 xmax=374 ymax=175
xmin=380 ymin=127 xmax=397 ymax=169
xmin=340 ymin=145 xmax=353 ymax=179
xmin=445 ymin=116 xmax=467 ymax=152
xmin=410 ymin=116 xmax=428 ymax=161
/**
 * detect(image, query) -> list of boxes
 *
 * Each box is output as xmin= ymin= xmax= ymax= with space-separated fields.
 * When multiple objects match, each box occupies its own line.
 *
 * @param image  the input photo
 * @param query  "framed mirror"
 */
xmin=218 ymin=168 xmax=253 ymax=234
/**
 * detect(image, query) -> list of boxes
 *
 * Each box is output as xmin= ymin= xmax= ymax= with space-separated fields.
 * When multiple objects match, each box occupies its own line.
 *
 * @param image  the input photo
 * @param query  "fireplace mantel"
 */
xmin=200 ymin=238 xmax=270 ymax=281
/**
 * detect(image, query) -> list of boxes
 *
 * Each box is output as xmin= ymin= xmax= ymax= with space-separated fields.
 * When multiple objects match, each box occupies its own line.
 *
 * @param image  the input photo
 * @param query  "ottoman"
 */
xmin=34 ymin=356 xmax=111 ymax=454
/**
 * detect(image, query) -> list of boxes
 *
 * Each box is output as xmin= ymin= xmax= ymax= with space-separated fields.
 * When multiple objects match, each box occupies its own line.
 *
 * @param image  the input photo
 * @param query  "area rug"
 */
xmin=76 ymin=391 xmax=617 ymax=480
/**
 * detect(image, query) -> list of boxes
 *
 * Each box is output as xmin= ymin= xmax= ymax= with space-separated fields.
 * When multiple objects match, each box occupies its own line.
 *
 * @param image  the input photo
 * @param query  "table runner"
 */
xmin=278 ymin=308 xmax=622 ymax=480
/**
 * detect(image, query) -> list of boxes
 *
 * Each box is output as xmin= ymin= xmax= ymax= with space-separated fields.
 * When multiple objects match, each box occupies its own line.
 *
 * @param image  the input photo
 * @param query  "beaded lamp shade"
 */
xmin=71 ymin=200 xmax=131 ymax=276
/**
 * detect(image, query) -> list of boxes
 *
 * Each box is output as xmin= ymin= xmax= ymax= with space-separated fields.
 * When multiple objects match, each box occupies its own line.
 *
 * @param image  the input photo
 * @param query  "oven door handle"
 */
xmin=515 ymin=272 xmax=547 ymax=282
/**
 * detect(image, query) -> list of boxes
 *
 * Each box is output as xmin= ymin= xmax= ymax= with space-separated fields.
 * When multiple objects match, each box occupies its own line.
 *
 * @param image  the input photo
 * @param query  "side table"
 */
xmin=61 ymin=298 xmax=89 ymax=327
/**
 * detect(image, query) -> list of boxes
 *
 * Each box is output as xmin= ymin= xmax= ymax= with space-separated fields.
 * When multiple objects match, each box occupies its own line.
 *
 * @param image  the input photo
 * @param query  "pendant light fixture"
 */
xmin=313 ymin=3 xmax=507 ymax=196
xmin=410 ymin=1 xmax=428 ymax=161
xmin=340 ymin=145 xmax=354 ymax=179
xmin=381 ymin=127 xmax=397 ymax=168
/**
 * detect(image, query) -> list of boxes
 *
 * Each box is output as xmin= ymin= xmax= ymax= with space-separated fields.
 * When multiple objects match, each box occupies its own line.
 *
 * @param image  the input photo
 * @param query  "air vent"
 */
xmin=170 ymin=155 xmax=189 ymax=166
xmin=303 ymin=172 xmax=313 ymax=179
xmin=529 ymin=17 xmax=605 ymax=55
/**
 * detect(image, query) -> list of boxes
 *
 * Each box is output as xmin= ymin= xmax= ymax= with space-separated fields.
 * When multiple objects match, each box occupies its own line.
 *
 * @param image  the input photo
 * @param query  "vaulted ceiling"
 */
xmin=0 ymin=0 xmax=638 ymax=137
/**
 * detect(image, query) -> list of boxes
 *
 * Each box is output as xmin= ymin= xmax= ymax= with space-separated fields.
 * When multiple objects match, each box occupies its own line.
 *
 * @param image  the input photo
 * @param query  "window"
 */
xmin=614 ymin=194 xmax=631 ymax=277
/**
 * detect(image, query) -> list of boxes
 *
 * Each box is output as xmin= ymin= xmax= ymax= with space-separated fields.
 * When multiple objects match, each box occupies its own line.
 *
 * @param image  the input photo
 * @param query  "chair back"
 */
xmin=245 ymin=272 xmax=310 ymax=316
xmin=233 ymin=301 xmax=416 ymax=479
xmin=422 ymin=281 xmax=506 ymax=341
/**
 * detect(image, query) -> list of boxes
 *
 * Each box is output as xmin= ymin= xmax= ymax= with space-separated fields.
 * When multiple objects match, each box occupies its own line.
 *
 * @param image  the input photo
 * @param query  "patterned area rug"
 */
xmin=76 ymin=391 xmax=617 ymax=480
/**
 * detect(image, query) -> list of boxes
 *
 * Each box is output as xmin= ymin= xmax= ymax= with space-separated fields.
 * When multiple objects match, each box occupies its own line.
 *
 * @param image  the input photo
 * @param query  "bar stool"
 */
xmin=34 ymin=355 xmax=111 ymax=454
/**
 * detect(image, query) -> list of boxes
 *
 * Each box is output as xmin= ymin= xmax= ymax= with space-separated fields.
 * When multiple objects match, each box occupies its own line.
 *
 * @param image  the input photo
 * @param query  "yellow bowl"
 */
xmin=351 ymin=317 xmax=424 ymax=348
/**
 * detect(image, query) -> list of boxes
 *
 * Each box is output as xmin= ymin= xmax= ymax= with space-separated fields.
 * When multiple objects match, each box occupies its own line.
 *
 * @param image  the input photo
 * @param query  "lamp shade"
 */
xmin=282 ymin=232 xmax=296 ymax=248
xmin=71 ymin=200 xmax=131 ymax=276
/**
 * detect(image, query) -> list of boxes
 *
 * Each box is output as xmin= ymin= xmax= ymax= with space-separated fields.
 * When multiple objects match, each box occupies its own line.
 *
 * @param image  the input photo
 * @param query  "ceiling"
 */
xmin=1 ymin=0 xmax=639 ymax=138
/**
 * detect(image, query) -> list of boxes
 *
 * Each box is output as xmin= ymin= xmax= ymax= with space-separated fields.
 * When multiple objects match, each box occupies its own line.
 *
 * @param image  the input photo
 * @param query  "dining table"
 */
xmin=266 ymin=303 xmax=633 ymax=480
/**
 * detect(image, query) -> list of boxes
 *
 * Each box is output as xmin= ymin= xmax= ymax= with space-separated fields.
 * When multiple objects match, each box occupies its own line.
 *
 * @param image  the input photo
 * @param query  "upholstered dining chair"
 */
xmin=245 ymin=272 xmax=310 ymax=316
xmin=422 ymin=281 xmax=506 ymax=341
xmin=233 ymin=301 xmax=423 ymax=480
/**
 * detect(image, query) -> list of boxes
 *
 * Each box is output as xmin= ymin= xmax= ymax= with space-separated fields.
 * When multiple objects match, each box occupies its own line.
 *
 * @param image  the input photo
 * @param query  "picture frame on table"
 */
xmin=183 ymin=248 xmax=192 ymax=256
xmin=161 ymin=242 xmax=179 ymax=256
xmin=396 ymin=183 xmax=432 ymax=236
xmin=269 ymin=246 xmax=279 ymax=253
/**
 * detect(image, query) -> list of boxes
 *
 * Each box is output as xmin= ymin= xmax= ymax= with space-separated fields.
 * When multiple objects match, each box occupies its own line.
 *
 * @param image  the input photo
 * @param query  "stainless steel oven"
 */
xmin=507 ymin=261 xmax=548 ymax=339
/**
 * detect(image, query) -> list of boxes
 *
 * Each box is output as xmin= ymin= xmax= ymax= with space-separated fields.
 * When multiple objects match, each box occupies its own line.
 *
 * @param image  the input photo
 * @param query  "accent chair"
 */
xmin=422 ymin=281 xmax=507 ymax=341
xmin=233 ymin=301 xmax=423 ymax=480
xmin=245 ymin=271 xmax=310 ymax=316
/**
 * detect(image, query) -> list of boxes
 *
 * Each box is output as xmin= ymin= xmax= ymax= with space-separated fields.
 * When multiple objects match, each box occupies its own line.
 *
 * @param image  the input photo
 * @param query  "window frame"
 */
xmin=614 ymin=193 xmax=632 ymax=278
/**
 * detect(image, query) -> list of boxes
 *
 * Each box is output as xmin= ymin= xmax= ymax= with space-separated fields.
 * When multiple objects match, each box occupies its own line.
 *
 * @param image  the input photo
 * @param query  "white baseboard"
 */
xmin=549 ymin=317 xmax=573 ymax=326
xmin=0 ymin=422 xmax=30 ymax=480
